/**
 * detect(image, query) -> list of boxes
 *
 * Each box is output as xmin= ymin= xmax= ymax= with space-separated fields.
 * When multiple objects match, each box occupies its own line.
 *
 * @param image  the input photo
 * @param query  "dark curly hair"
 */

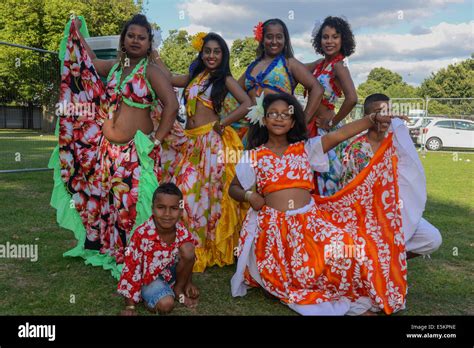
xmin=246 ymin=93 xmax=307 ymax=150
xmin=312 ymin=16 xmax=355 ymax=57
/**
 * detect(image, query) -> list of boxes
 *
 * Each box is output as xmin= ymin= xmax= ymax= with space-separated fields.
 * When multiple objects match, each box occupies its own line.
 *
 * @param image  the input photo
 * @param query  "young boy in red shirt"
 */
xmin=118 ymin=183 xmax=199 ymax=315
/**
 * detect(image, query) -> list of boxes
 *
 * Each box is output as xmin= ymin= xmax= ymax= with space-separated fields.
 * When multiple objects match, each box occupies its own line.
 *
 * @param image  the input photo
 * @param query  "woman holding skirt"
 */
xmin=49 ymin=14 xmax=178 ymax=278
xmin=230 ymin=93 xmax=407 ymax=315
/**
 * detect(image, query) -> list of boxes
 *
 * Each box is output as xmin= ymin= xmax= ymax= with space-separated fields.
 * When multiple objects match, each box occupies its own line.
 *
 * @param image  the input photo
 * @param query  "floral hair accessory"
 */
xmin=152 ymin=29 xmax=162 ymax=50
xmin=253 ymin=21 xmax=264 ymax=42
xmin=311 ymin=20 xmax=321 ymax=38
xmin=191 ymin=32 xmax=207 ymax=51
xmin=246 ymin=93 xmax=265 ymax=127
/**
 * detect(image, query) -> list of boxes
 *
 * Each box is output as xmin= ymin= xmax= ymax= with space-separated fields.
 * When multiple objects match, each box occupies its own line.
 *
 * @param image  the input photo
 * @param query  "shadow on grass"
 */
xmin=0 ymin=170 xmax=472 ymax=315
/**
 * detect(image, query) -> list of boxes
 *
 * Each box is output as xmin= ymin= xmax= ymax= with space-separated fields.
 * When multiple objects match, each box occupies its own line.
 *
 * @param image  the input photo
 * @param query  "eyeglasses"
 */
xmin=266 ymin=112 xmax=292 ymax=120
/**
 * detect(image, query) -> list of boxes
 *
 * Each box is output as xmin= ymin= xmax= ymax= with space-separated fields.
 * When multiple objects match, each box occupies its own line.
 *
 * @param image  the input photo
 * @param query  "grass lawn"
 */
xmin=0 ymin=130 xmax=472 ymax=315
xmin=0 ymin=129 xmax=57 ymax=170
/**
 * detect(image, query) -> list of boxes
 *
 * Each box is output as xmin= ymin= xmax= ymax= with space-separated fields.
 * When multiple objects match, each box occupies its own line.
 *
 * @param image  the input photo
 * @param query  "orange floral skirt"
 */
xmin=234 ymin=134 xmax=407 ymax=315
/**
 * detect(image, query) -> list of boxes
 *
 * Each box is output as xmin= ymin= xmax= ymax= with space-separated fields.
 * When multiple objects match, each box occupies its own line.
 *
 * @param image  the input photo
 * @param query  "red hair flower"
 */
xmin=253 ymin=22 xmax=264 ymax=42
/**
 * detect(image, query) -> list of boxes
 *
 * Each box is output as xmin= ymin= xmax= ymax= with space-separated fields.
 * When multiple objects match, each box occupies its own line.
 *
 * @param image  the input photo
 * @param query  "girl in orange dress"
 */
xmin=229 ymin=93 xmax=407 ymax=315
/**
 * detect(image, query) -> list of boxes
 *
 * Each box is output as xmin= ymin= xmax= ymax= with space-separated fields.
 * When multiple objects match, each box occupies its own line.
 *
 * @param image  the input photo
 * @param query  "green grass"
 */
xmin=0 ymin=129 xmax=56 ymax=170
xmin=0 ymin=130 xmax=472 ymax=315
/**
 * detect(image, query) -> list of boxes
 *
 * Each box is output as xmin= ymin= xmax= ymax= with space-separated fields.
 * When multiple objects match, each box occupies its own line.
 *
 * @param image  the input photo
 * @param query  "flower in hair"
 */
xmin=246 ymin=93 xmax=265 ymax=127
xmin=152 ymin=29 xmax=162 ymax=50
xmin=191 ymin=32 xmax=207 ymax=51
xmin=253 ymin=22 xmax=264 ymax=42
xmin=311 ymin=20 xmax=321 ymax=38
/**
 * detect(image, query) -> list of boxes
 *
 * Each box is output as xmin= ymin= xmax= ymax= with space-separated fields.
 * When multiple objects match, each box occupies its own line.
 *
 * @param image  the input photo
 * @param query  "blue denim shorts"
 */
xmin=141 ymin=264 xmax=177 ymax=309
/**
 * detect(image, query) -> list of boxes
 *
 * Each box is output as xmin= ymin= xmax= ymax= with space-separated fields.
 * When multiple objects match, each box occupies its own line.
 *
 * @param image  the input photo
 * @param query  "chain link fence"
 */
xmin=0 ymin=41 xmax=59 ymax=173
xmin=1 ymin=44 xmax=473 ymax=173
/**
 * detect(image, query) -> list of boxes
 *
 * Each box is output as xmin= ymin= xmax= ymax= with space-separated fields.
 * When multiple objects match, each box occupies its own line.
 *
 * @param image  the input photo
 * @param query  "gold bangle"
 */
xmin=244 ymin=191 xmax=253 ymax=202
xmin=125 ymin=305 xmax=136 ymax=310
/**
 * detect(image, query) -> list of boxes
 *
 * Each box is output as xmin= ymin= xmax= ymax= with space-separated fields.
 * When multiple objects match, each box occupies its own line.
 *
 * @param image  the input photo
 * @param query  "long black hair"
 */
xmin=312 ymin=16 xmax=355 ymax=57
xmin=118 ymin=14 xmax=154 ymax=62
xmin=246 ymin=93 xmax=307 ymax=149
xmin=256 ymin=18 xmax=294 ymax=59
xmin=184 ymin=32 xmax=231 ymax=114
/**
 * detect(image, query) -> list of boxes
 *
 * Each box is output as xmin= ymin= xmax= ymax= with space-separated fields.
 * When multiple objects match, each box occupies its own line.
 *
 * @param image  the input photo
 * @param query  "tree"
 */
xmin=0 ymin=0 xmax=142 ymax=106
xmin=356 ymin=80 xmax=385 ymax=99
xmin=366 ymin=67 xmax=403 ymax=90
xmin=357 ymin=67 xmax=420 ymax=99
xmin=159 ymin=30 xmax=197 ymax=75
xmin=419 ymin=58 xmax=474 ymax=116
xmin=419 ymin=58 xmax=473 ymax=99
xmin=230 ymin=37 xmax=257 ymax=78
xmin=384 ymin=83 xmax=419 ymax=99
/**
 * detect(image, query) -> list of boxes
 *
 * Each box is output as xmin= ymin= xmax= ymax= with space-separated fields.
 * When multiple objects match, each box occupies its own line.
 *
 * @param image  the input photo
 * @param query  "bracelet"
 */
xmin=244 ymin=191 xmax=253 ymax=202
xmin=149 ymin=134 xmax=161 ymax=147
xmin=125 ymin=305 xmax=136 ymax=310
xmin=215 ymin=121 xmax=226 ymax=131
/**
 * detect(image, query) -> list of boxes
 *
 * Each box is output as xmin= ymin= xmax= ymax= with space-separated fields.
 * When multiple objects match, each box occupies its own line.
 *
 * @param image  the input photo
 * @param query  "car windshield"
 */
xmin=408 ymin=118 xmax=420 ymax=126
xmin=421 ymin=118 xmax=433 ymax=127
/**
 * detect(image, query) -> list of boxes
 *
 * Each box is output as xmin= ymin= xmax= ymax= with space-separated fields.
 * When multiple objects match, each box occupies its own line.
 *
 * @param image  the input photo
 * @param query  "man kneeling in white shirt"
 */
xmin=339 ymin=93 xmax=442 ymax=258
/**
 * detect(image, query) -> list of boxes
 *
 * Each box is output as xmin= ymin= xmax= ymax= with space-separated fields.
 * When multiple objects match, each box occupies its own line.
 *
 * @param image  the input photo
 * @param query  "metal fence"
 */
xmin=1 ymin=41 xmax=473 ymax=173
xmin=0 ymin=41 xmax=60 ymax=173
xmin=331 ymin=97 xmax=474 ymax=121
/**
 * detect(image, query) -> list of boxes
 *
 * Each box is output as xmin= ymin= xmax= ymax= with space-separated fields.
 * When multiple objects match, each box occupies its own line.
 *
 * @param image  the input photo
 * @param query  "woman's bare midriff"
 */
xmin=102 ymin=103 xmax=154 ymax=143
xmin=312 ymin=75 xmax=342 ymax=123
xmin=264 ymin=188 xmax=312 ymax=212
xmin=185 ymin=102 xmax=219 ymax=130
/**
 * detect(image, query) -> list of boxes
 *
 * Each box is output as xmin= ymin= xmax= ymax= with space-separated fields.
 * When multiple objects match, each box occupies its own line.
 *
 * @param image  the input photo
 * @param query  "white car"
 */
xmin=407 ymin=116 xmax=433 ymax=129
xmin=408 ymin=117 xmax=435 ymax=143
xmin=418 ymin=118 xmax=474 ymax=150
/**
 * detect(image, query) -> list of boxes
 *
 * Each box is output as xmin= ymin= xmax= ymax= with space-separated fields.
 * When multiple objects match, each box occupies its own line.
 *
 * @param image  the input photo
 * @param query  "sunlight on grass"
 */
xmin=0 ymin=129 xmax=57 ymax=170
xmin=0 ymin=146 xmax=472 ymax=315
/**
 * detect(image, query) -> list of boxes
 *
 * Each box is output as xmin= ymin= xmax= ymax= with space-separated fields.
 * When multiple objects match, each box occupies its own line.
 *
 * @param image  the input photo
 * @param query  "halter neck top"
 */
xmin=184 ymin=71 xmax=214 ymax=117
xmin=245 ymin=54 xmax=294 ymax=96
xmin=312 ymin=53 xmax=344 ymax=110
xmin=106 ymin=58 xmax=157 ymax=118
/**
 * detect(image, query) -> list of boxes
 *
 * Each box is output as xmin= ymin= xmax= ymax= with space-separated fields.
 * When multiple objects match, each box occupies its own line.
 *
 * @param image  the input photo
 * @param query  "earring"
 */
xmin=120 ymin=46 xmax=129 ymax=68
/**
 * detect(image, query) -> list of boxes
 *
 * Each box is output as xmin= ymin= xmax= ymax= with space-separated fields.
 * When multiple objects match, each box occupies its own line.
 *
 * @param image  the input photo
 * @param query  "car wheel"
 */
xmin=426 ymin=137 xmax=442 ymax=151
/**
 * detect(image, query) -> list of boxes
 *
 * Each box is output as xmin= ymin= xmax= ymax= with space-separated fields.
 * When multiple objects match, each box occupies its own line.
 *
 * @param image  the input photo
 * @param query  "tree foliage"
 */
xmin=159 ymin=30 xmax=197 ymax=75
xmin=357 ymin=67 xmax=418 ymax=99
xmin=0 ymin=0 xmax=142 ymax=105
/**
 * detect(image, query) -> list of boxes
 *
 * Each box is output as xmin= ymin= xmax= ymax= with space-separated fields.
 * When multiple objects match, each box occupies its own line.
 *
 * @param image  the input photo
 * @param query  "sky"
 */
xmin=144 ymin=0 xmax=474 ymax=86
